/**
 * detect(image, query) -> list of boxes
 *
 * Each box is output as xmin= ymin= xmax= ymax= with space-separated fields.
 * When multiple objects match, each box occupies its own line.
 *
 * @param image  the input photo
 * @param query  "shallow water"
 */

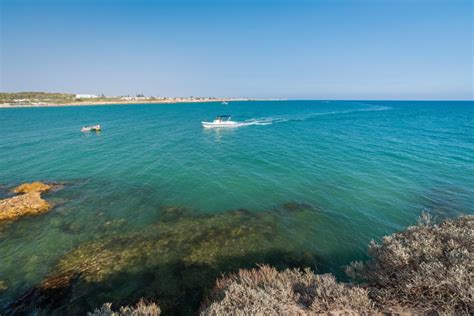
xmin=0 ymin=100 xmax=473 ymax=313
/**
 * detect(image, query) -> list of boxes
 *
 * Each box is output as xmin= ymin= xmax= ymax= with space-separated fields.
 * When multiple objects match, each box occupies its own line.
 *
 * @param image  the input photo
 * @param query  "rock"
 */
xmin=12 ymin=182 xmax=52 ymax=194
xmin=0 ymin=182 xmax=53 ymax=222
xmin=10 ymin=207 xmax=319 ymax=315
xmin=0 ymin=192 xmax=51 ymax=222
xmin=5 ymin=272 xmax=79 ymax=315
xmin=160 ymin=206 xmax=191 ymax=221
xmin=282 ymin=202 xmax=313 ymax=213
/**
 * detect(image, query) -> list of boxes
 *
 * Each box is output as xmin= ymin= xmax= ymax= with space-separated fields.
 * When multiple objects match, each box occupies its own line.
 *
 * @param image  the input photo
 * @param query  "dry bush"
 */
xmin=347 ymin=214 xmax=474 ymax=315
xmin=200 ymin=265 xmax=375 ymax=315
xmin=88 ymin=299 xmax=161 ymax=316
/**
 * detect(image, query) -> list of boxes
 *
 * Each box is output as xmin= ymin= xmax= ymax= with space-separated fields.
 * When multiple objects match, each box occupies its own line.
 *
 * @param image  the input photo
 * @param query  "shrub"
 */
xmin=347 ymin=214 xmax=474 ymax=315
xmin=200 ymin=265 xmax=375 ymax=315
xmin=88 ymin=299 xmax=161 ymax=316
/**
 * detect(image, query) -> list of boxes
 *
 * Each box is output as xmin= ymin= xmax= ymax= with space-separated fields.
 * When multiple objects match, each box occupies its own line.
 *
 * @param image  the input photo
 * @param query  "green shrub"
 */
xmin=347 ymin=214 xmax=473 ymax=315
xmin=200 ymin=265 xmax=375 ymax=315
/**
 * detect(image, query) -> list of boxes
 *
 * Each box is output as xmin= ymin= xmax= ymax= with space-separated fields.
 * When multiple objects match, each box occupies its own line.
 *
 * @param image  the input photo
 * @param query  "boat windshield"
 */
xmin=215 ymin=115 xmax=231 ymax=121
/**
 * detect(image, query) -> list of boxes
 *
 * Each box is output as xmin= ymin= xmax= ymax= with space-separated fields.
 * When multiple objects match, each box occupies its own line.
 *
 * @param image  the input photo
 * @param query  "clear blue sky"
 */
xmin=1 ymin=0 xmax=473 ymax=99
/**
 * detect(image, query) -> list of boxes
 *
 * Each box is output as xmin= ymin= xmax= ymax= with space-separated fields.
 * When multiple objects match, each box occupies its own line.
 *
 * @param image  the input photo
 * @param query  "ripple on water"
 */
xmin=0 ymin=100 xmax=473 ymax=313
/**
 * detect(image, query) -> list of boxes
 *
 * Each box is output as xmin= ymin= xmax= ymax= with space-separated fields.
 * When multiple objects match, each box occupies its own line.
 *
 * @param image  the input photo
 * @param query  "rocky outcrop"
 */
xmin=12 ymin=182 xmax=52 ymax=194
xmin=0 ymin=182 xmax=53 ymax=222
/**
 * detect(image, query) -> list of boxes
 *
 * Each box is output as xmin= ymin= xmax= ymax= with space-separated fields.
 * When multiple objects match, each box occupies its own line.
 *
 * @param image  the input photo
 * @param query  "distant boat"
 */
xmin=81 ymin=124 xmax=101 ymax=132
xmin=221 ymin=101 xmax=229 ymax=105
xmin=202 ymin=115 xmax=238 ymax=128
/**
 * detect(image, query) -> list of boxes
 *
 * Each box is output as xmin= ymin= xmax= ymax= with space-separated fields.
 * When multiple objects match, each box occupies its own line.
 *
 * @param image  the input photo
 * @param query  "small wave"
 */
xmin=238 ymin=105 xmax=391 ymax=127
xmin=235 ymin=120 xmax=273 ymax=127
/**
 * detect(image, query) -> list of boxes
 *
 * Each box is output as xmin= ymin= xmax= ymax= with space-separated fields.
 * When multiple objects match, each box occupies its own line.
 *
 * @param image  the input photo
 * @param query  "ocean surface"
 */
xmin=0 ymin=100 xmax=473 ymax=314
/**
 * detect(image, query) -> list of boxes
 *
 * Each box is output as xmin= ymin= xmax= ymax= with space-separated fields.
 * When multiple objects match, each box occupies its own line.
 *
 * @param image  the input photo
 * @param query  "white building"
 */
xmin=75 ymin=94 xmax=99 ymax=99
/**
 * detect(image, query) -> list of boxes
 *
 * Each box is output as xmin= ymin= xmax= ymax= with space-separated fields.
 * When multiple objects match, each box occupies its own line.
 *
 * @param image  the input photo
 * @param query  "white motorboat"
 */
xmin=221 ymin=101 xmax=229 ymax=105
xmin=81 ymin=124 xmax=101 ymax=132
xmin=202 ymin=115 xmax=238 ymax=128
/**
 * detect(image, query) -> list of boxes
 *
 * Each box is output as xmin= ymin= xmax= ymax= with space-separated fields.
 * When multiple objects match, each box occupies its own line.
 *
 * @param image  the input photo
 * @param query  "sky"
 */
xmin=1 ymin=0 xmax=473 ymax=99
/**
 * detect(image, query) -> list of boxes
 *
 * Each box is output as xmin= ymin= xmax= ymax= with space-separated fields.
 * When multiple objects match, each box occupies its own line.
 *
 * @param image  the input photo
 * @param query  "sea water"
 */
xmin=0 ymin=100 xmax=473 ymax=313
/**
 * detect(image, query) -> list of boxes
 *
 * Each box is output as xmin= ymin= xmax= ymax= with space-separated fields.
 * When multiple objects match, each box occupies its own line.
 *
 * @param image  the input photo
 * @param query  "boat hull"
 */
xmin=81 ymin=125 xmax=101 ymax=132
xmin=202 ymin=121 xmax=238 ymax=128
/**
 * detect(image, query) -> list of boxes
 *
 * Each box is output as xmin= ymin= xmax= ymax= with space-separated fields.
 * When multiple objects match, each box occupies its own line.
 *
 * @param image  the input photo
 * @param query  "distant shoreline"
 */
xmin=1 ymin=98 xmax=469 ymax=109
xmin=0 ymin=98 xmax=281 ymax=109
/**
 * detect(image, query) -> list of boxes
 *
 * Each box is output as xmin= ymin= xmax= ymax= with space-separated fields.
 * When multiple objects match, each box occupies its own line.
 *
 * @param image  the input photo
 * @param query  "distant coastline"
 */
xmin=0 ymin=92 xmax=281 ymax=108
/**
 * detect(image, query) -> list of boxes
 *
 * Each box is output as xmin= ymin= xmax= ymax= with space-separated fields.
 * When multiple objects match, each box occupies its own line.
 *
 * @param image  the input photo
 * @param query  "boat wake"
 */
xmin=238 ymin=105 xmax=391 ymax=127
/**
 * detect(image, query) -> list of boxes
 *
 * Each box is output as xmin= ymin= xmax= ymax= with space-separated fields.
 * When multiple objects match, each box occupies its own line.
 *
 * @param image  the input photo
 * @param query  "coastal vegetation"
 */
xmin=89 ymin=300 xmax=161 ymax=316
xmin=0 ymin=92 xmax=159 ymax=106
xmin=347 ymin=213 xmax=473 ymax=314
xmin=0 ymin=92 xmax=76 ymax=105
xmin=0 ymin=92 xmax=256 ymax=107
xmin=201 ymin=265 xmax=374 ymax=315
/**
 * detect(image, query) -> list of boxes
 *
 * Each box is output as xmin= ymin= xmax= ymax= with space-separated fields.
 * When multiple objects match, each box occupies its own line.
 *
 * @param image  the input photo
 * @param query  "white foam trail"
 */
xmin=231 ymin=121 xmax=273 ymax=127
xmin=237 ymin=105 xmax=391 ymax=127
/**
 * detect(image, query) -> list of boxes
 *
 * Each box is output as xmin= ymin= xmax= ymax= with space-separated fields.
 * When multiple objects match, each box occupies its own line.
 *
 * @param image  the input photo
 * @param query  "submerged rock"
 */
xmin=6 ymin=272 xmax=80 ymax=315
xmin=281 ymin=202 xmax=314 ymax=213
xmin=160 ymin=205 xmax=192 ymax=222
xmin=0 ymin=182 xmax=54 ymax=222
xmin=12 ymin=182 xmax=52 ymax=194
xmin=0 ymin=280 xmax=7 ymax=292
xmin=9 ymin=206 xmax=319 ymax=315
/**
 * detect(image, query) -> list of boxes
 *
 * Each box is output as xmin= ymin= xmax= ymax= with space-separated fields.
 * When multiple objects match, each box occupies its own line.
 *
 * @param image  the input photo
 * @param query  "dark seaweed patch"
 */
xmin=5 ymin=206 xmax=322 ymax=315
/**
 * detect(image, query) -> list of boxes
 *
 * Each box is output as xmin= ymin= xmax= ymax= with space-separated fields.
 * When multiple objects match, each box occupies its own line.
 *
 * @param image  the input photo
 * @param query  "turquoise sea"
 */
xmin=0 ymin=100 xmax=473 ymax=314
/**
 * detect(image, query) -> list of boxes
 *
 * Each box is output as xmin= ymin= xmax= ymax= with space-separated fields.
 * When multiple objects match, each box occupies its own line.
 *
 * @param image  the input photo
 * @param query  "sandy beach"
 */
xmin=0 ymin=98 xmax=280 ymax=108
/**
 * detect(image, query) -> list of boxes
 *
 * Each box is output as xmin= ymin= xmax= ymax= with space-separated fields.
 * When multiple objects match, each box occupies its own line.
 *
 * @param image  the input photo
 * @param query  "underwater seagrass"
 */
xmin=7 ymin=203 xmax=320 ymax=315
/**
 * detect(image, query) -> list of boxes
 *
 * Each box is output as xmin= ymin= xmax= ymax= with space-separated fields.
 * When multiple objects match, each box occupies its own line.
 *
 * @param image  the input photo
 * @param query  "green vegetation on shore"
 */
xmin=0 ymin=92 xmax=159 ymax=105
xmin=0 ymin=92 xmax=261 ymax=106
xmin=0 ymin=92 xmax=76 ymax=104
